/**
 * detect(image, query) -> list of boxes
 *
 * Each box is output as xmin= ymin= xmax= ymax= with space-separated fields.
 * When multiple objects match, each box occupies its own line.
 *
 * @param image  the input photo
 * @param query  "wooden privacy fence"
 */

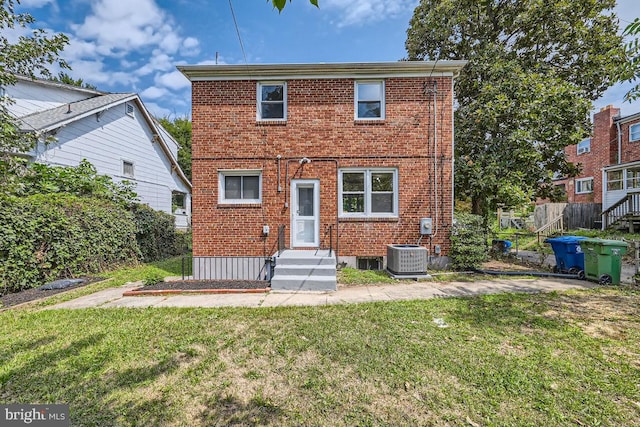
xmin=534 ymin=203 xmax=602 ymax=230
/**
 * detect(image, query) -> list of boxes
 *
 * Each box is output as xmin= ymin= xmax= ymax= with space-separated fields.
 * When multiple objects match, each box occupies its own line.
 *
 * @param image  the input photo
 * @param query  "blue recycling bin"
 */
xmin=544 ymin=236 xmax=587 ymax=278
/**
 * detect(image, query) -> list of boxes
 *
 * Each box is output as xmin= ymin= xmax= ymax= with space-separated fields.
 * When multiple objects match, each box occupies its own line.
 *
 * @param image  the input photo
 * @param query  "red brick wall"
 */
xmin=561 ymin=105 xmax=619 ymax=204
xmin=191 ymin=77 xmax=455 ymax=258
xmin=619 ymin=117 xmax=640 ymax=164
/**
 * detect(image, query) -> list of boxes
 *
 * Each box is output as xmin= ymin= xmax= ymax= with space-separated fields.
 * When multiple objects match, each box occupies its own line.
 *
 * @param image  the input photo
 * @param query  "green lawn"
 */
xmin=1 ymin=286 xmax=639 ymax=426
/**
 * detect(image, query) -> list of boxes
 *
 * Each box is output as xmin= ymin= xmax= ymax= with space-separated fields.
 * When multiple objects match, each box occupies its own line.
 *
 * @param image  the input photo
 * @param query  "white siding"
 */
xmin=603 ymin=189 xmax=626 ymax=211
xmin=157 ymin=124 xmax=180 ymax=160
xmin=33 ymin=101 xmax=190 ymax=215
xmin=5 ymin=80 xmax=93 ymax=117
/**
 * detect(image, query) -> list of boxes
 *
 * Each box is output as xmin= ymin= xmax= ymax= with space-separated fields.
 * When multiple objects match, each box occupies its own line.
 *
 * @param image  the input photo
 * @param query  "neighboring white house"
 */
xmin=5 ymin=76 xmax=192 ymax=229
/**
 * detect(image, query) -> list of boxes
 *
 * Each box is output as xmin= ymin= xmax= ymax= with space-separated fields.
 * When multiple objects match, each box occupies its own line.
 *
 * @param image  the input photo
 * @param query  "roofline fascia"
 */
xmin=614 ymin=111 xmax=640 ymax=124
xmin=13 ymin=74 xmax=106 ymax=96
xmin=134 ymin=98 xmax=192 ymax=190
xmin=31 ymin=94 xmax=139 ymax=134
xmin=177 ymin=61 xmax=468 ymax=81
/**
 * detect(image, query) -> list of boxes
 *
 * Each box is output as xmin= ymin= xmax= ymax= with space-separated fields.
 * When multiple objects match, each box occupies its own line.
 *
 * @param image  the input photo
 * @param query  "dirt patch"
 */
xmin=481 ymin=258 xmax=548 ymax=272
xmin=0 ymin=277 xmax=104 ymax=309
xmin=136 ymin=280 xmax=269 ymax=291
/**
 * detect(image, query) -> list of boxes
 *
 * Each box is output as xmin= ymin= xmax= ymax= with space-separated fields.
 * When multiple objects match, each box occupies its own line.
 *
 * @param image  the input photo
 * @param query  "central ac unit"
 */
xmin=386 ymin=244 xmax=428 ymax=275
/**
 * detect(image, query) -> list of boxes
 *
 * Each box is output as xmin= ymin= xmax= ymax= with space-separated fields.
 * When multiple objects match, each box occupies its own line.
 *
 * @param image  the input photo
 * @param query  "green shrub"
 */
xmin=449 ymin=213 xmax=488 ymax=270
xmin=142 ymin=271 xmax=164 ymax=286
xmin=0 ymin=194 xmax=140 ymax=294
xmin=131 ymin=204 xmax=181 ymax=262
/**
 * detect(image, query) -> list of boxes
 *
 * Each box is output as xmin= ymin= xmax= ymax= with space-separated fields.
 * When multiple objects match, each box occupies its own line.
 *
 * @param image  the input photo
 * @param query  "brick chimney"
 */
xmin=593 ymin=104 xmax=620 ymax=164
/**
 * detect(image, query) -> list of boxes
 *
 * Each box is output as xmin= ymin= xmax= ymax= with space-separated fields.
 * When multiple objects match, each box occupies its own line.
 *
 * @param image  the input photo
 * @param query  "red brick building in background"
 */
xmin=178 ymin=61 xmax=466 ymax=268
xmin=554 ymin=105 xmax=640 ymax=228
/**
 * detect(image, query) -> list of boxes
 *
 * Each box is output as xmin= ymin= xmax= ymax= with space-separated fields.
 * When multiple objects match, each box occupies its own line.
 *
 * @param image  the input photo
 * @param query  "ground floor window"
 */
xmin=357 ymin=257 xmax=383 ymax=271
xmin=218 ymin=170 xmax=261 ymax=204
xmin=172 ymin=191 xmax=187 ymax=214
xmin=575 ymin=177 xmax=593 ymax=194
xmin=339 ymin=168 xmax=398 ymax=217
xmin=607 ymin=170 xmax=623 ymax=191
xmin=626 ymin=167 xmax=640 ymax=189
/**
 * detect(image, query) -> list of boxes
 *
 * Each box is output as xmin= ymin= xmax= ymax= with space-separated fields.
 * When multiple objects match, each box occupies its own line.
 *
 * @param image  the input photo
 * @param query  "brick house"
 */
xmin=178 ymin=61 xmax=466 ymax=288
xmin=553 ymin=105 xmax=640 ymax=229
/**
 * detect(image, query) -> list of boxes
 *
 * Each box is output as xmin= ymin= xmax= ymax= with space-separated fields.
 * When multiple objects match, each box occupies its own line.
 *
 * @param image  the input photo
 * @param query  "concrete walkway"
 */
xmin=46 ymin=277 xmax=597 ymax=310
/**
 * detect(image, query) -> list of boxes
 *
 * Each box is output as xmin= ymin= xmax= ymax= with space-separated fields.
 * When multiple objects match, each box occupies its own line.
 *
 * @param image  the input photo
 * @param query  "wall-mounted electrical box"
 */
xmin=263 ymin=225 xmax=270 ymax=236
xmin=420 ymin=218 xmax=433 ymax=235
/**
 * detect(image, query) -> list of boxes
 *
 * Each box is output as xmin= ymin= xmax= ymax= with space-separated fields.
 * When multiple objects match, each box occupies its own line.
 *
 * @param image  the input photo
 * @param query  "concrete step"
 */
xmin=274 ymin=264 xmax=336 ymax=276
xmin=275 ymin=251 xmax=336 ymax=266
xmin=270 ymin=275 xmax=337 ymax=292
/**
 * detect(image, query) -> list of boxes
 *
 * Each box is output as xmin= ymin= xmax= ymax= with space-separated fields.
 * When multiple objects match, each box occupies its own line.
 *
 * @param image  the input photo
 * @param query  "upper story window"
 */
xmin=122 ymin=160 xmax=134 ymax=178
xmin=575 ymin=177 xmax=593 ymax=194
xmin=339 ymin=168 xmax=397 ymax=217
xmin=630 ymin=123 xmax=640 ymax=142
xmin=257 ymin=82 xmax=286 ymax=121
xmin=355 ymin=81 xmax=385 ymax=120
xmin=577 ymin=138 xmax=590 ymax=155
xmin=219 ymin=170 xmax=262 ymax=204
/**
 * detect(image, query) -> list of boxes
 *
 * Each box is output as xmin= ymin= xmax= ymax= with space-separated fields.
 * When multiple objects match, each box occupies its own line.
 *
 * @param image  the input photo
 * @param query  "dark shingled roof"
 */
xmin=18 ymin=93 xmax=135 ymax=132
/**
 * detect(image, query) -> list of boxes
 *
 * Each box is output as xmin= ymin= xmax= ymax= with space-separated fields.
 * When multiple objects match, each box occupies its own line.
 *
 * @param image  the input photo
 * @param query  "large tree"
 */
xmin=622 ymin=18 xmax=640 ymax=102
xmin=1 ymin=0 xmax=69 ymax=193
xmin=159 ymin=117 xmax=192 ymax=182
xmin=406 ymin=0 xmax=627 ymax=216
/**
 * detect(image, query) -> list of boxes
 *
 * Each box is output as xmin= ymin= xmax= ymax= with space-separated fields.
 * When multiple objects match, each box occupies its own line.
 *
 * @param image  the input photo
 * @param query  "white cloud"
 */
xmin=136 ymin=50 xmax=173 ymax=76
xmin=68 ymin=59 xmax=138 ymax=87
xmin=323 ymin=0 xmax=419 ymax=27
xmin=143 ymin=101 xmax=173 ymax=118
xmin=140 ymin=86 xmax=168 ymax=100
xmin=71 ymin=0 xmax=174 ymax=55
xmin=154 ymin=70 xmax=190 ymax=90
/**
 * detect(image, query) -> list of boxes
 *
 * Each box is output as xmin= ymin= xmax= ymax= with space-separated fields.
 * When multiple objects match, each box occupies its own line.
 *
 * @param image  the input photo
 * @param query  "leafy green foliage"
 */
xmin=622 ymin=18 xmax=640 ymax=102
xmin=47 ymin=71 xmax=97 ymax=90
xmin=271 ymin=0 xmax=318 ymax=12
xmin=131 ymin=204 xmax=181 ymax=262
xmin=14 ymin=160 xmax=138 ymax=207
xmin=449 ymin=213 xmax=488 ymax=270
xmin=406 ymin=0 xmax=627 ymax=216
xmin=0 ymin=194 xmax=140 ymax=294
xmin=158 ymin=117 xmax=192 ymax=181
xmin=142 ymin=271 xmax=165 ymax=286
xmin=0 ymin=0 xmax=69 ymax=192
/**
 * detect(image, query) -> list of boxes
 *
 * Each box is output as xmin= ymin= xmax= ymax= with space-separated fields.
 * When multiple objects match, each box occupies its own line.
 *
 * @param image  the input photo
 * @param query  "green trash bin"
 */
xmin=581 ymin=238 xmax=628 ymax=285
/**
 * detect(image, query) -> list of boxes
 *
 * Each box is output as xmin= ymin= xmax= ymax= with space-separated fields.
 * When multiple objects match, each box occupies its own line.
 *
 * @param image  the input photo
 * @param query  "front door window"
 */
xmin=291 ymin=180 xmax=319 ymax=247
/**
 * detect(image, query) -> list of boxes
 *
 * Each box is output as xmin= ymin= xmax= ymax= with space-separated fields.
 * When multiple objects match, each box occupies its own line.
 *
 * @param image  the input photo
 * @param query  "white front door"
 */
xmin=291 ymin=180 xmax=319 ymax=247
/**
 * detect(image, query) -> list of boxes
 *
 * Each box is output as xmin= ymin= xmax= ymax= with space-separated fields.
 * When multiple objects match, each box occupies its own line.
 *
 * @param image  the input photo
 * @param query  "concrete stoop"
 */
xmin=271 ymin=250 xmax=337 ymax=291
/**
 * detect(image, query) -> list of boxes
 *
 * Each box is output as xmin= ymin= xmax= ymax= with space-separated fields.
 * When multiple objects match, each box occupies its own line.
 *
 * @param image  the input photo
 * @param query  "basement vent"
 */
xmin=357 ymin=257 xmax=383 ymax=271
xmin=386 ymin=244 xmax=427 ymax=275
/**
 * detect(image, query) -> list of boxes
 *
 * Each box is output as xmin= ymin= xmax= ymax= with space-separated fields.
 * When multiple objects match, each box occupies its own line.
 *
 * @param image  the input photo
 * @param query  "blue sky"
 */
xmin=12 ymin=0 xmax=640 ymax=119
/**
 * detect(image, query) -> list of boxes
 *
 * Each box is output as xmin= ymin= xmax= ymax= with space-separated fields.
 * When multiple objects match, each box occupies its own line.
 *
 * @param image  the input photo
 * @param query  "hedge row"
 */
xmin=0 ymin=194 xmax=186 ymax=295
xmin=0 ymin=194 xmax=139 ymax=294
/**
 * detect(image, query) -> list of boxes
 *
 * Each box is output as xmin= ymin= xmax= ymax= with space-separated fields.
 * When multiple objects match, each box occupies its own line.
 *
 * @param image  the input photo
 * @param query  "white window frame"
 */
xmin=575 ymin=177 xmax=593 ymax=194
xmin=576 ymin=138 xmax=590 ymax=155
xmin=354 ymin=80 xmax=385 ymax=120
xmin=630 ymin=123 xmax=640 ymax=142
xmin=339 ymin=168 xmax=398 ymax=218
xmin=122 ymin=160 xmax=135 ymax=178
xmin=125 ymin=102 xmax=135 ymax=117
xmin=257 ymin=82 xmax=287 ymax=121
xmin=606 ymin=170 xmax=624 ymax=191
xmin=626 ymin=167 xmax=640 ymax=190
xmin=218 ymin=170 xmax=262 ymax=204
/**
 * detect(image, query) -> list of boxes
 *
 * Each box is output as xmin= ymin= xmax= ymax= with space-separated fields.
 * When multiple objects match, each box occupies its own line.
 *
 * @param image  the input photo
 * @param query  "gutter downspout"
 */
xmin=616 ymin=120 xmax=622 ymax=165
